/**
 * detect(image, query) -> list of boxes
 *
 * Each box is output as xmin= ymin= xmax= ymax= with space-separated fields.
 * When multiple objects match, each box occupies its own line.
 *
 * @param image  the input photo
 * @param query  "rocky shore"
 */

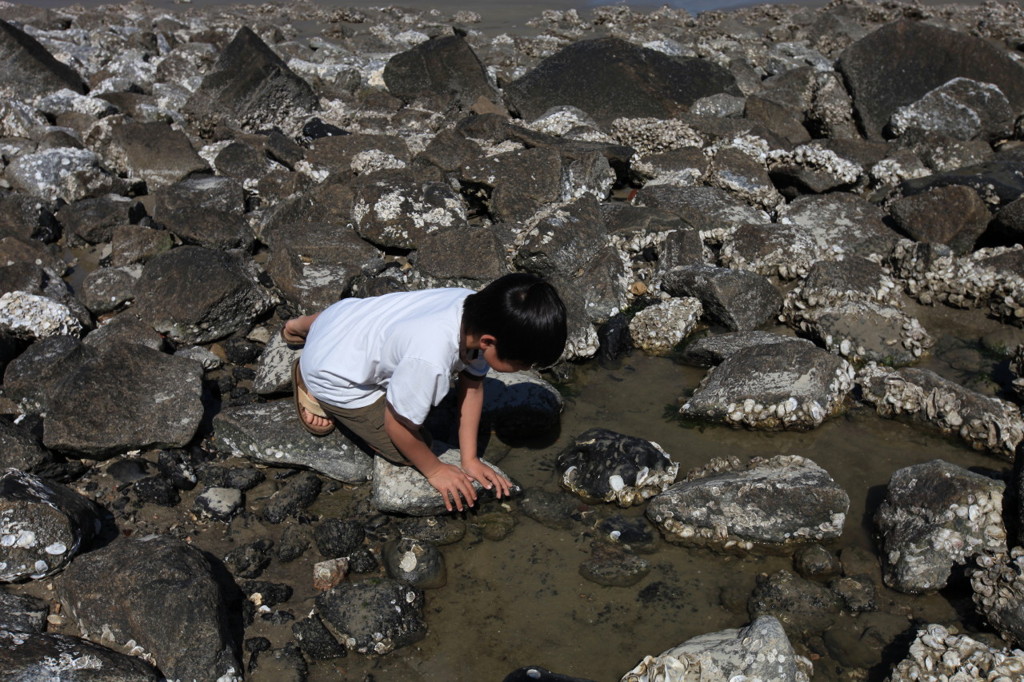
xmin=2 ymin=0 xmax=1024 ymax=679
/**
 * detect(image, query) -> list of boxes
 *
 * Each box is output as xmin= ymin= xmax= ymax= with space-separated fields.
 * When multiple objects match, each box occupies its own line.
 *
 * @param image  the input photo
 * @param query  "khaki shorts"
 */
xmin=316 ymin=395 xmax=429 ymax=466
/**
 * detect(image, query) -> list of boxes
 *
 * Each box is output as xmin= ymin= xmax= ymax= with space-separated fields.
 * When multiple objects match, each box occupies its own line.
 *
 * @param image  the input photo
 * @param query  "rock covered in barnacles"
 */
xmin=661 ymin=264 xmax=782 ymax=332
xmin=890 ymin=240 xmax=1024 ymax=324
xmin=1011 ymin=344 xmax=1024 ymax=402
xmin=635 ymin=185 xmax=769 ymax=245
xmin=556 ymin=428 xmax=678 ymax=507
xmin=887 ymin=624 xmax=1024 ymax=682
xmin=352 ymin=176 xmax=467 ymax=250
xmin=766 ymin=143 xmax=863 ymax=194
xmin=680 ymin=332 xmax=814 ymax=367
xmin=0 ymin=469 xmax=103 ymax=582
xmin=646 ymin=455 xmax=849 ymax=552
xmin=314 ymin=579 xmax=426 ymax=656
xmin=628 ymin=297 xmax=702 ymax=354
xmin=857 ymin=364 xmax=1024 ymax=457
xmin=680 ymin=342 xmax=854 ymax=430
xmin=0 ymin=292 xmax=82 ymax=340
xmin=971 ymin=548 xmax=1024 ymax=647
xmin=889 ymin=77 xmax=1015 ymax=142
xmin=875 ymin=460 xmax=1005 ymax=594
xmin=5 ymin=148 xmax=119 ymax=203
xmin=619 ymin=615 xmax=809 ymax=682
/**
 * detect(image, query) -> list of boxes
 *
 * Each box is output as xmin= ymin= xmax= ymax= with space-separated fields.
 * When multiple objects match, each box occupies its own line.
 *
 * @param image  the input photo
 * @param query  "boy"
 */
xmin=283 ymin=273 xmax=567 ymax=512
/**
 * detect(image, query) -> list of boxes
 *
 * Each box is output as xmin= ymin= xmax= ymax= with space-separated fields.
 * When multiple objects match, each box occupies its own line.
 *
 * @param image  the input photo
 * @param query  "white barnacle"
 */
xmin=609 ymin=474 xmax=625 ymax=491
xmin=44 ymin=542 xmax=67 ymax=555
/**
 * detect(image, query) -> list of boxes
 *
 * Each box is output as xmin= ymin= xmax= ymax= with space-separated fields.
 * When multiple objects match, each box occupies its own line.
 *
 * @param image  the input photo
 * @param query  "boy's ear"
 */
xmin=478 ymin=334 xmax=498 ymax=349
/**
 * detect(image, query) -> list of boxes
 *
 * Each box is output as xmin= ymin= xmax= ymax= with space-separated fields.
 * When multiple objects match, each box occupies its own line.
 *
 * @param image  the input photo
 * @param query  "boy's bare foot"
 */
xmin=299 ymin=404 xmax=333 ymax=431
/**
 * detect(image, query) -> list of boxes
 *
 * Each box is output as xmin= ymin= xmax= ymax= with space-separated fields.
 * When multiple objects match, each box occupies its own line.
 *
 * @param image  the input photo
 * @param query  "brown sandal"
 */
xmin=292 ymin=359 xmax=334 ymax=436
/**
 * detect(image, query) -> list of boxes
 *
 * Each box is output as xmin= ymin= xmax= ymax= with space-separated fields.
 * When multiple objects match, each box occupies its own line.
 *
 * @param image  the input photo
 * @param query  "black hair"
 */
xmin=463 ymin=273 xmax=568 ymax=368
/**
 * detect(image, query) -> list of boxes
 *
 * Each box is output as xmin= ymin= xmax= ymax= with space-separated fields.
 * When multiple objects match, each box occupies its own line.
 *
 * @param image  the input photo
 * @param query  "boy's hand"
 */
xmin=461 ymin=458 xmax=512 ymax=500
xmin=426 ymin=463 xmax=477 ymax=512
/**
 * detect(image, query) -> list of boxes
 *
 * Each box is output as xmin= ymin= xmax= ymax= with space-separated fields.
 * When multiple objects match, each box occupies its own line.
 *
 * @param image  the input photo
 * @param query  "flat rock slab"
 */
xmin=622 ymin=616 xmax=799 ymax=681
xmin=680 ymin=342 xmax=855 ymax=430
xmin=212 ymin=400 xmax=373 ymax=484
xmin=0 ymin=469 xmax=103 ymax=582
xmin=661 ymin=264 xmax=782 ymax=332
xmin=875 ymin=459 xmax=1005 ymax=594
xmin=371 ymin=448 xmax=514 ymax=516
xmin=556 ymin=428 xmax=678 ymax=507
xmin=680 ymin=332 xmax=814 ymax=367
xmin=647 ymin=455 xmax=849 ymax=552
xmin=0 ymin=629 xmax=163 ymax=681
xmin=857 ymin=364 xmax=1024 ymax=457
xmin=108 ymin=121 xmax=209 ymax=191
xmin=56 ymin=534 xmax=242 ymax=682
xmin=352 ymin=175 xmax=467 ymax=250
xmin=314 ymin=579 xmax=426 ymax=655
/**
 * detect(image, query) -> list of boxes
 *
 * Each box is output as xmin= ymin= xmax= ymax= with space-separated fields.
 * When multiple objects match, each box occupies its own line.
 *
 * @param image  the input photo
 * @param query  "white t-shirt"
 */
xmin=299 ymin=288 xmax=489 ymax=426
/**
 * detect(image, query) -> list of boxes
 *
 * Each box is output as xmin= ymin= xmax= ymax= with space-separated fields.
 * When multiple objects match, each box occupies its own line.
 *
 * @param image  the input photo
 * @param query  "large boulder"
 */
xmin=0 ymin=630 xmax=163 ymax=681
xmin=0 ymin=18 xmax=86 ymax=101
xmin=372 ymin=448 xmax=513 ymax=516
xmin=314 ymin=579 xmax=426 ymax=655
xmin=352 ymin=174 xmax=468 ymax=250
xmin=887 ymin=624 xmax=1024 ymax=681
xmin=383 ymin=34 xmax=498 ymax=110
xmin=661 ymin=264 xmax=782 ymax=332
xmin=133 ymin=246 xmax=276 ymax=345
xmin=888 ymin=184 xmax=990 ymax=255
xmin=504 ymin=37 xmax=739 ymax=125
xmin=460 ymin=146 xmax=563 ymax=223
xmin=837 ymin=20 xmax=1024 ymax=140
xmin=105 ymin=121 xmax=210 ymax=191
xmin=152 ymin=176 xmax=251 ymax=250
xmin=647 ymin=455 xmax=849 ymax=552
xmin=56 ymin=534 xmax=243 ymax=681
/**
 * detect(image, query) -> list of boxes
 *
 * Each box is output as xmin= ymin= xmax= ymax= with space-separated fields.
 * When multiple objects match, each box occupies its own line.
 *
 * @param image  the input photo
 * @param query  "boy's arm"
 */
xmin=457 ymin=372 xmax=512 ymax=499
xmin=383 ymin=402 xmax=478 ymax=512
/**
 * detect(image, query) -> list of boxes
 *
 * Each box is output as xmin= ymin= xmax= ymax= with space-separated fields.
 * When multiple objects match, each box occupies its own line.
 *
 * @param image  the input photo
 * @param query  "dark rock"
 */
xmin=0 ymin=589 xmax=47 ymax=633
xmin=889 ymin=77 xmax=1015 ymax=142
xmin=56 ymin=534 xmax=242 ymax=681
xmin=0 ymin=469 xmax=104 ymax=581
xmin=215 ymin=140 xmax=271 ymax=180
xmin=81 ymin=266 xmax=138 ymax=315
xmin=225 ymin=538 xmax=274 ymax=579
xmin=81 ymin=310 xmax=166 ymax=352
xmin=831 ymin=575 xmax=876 ymax=613
xmin=384 ymin=35 xmax=498 ymax=111
xmin=680 ymin=342 xmax=854 ymax=430
xmin=262 ymin=471 xmax=322 ymax=524
xmin=747 ymin=569 xmax=842 ymax=635
xmin=248 ymin=643 xmax=306 ymax=681
xmin=347 ymin=547 xmax=379 ymax=574
xmin=314 ymin=579 xmax=426 ymax=655
xmin=504 ymin=36 xmax=739 ymax=125
xmin=133 ymin=246 xmax=275 ymax=345
xmin=107 ymin=121 xmax=210 ymax=190
xmin=579 ymin=542 xmax=650 ymax=587
xmin=0 ymin=18 xmax=86 ymax=101
xmin=219 ymin=338 xmax=263 ymax=366
xmin=417 ymin=128 xmax=483 ymax=173
xmin=382 ymin=537 xmax=446 ymax=589
xmin=305 ymin=133 xmax=409 ymax=179
xmin=54 ymin=194 xmax=142 ymax=245
xmin=300 ymin=118 xmax=348 ymax=142
xmin=596 ymin=515 xmax=656 ymax=552
xmin=635 ymin=185 xmax=767 ymax=241
xmin=837 ymin=19 xmax=1024 ymax=140
xmin=875 ymin=459 xmax=1005 ymax=593
xmin=0 ymin=192 xmax=60 ymax=244
xmin=513 ymin=197 xmax=606 ymax=280
xmin=793 ymin=544 xmax=841 ymax=580
xmin=153 ymin=176 xmax=252 ymax=250
xmin=680 ymin=332 xmax=813 ymax=367
xmin=596 ymin=313 xmax=631 ymax=367
xmin=240 ymin=580 xmax=292 ymax=607
xmin=556 ymin=428 xmax=678 ymax=507
xmin=889 ymin=185 xmax=990 ymax=255
xmin=503 ymin=667 xmax=597 ymax=682
xmin=472 ymin=511 xmax=515 ymax=541
xmin=460 ymin=146 xmax=562 ymax=223
xmin=519 ymin=489 xmax=579 ymax=530
xmin=0 ymin=418 xmax=57 ymax=476
xmin=131 ymin=475 xmax=180 ymax=506
xmin=480 ymin=372 xmax=564 ymax=443
xmin=6 ymin=148 xmax=120 ymax=203
xmin=661 ymin=264 xmax=782 ymax=332
xmin=415 ymin=225 xmax=508 ymax=285
xmin=314 ymin=518 xmax=365 ymax=558
xmin=110 ymin=224 xmax=174 ymax=267
xmin=185 ymin=26 xmax=318 ymax=134
xmin=648 ymin=455 xmax=849 ymax=551
xmin=276 ymin=526 xmax=311 ymax=563
xmin=991 ymin=194 xmax=1024 ymax=246
xmin=744 ymin=95 xmax=810 ymax=146
xmin=212 ymin=400 xmax=373 ymax=483
xmin=353 ymin=174 xmax=467 ymax=249
xmin=0 ymin=630 xmax=162 ymax=680
xmin=292 ymin=614 xmax=346 ymax=660
xmin=900 ymin=152 xmax=1024 ymax=206
xmin=106 ymin=458 xmax=155 ymax=483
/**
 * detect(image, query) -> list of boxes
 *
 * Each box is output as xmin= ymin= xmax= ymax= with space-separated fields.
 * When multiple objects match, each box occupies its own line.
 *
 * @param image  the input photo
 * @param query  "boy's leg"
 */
xmin=318 ymin=396 xmax=422 ymax=465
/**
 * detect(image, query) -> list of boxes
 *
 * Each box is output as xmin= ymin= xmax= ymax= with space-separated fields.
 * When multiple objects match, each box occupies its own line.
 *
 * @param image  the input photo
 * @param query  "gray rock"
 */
xmin=383 ymin=35 xmax=498 ymax=111
xmin=513 ymin=197 xmax=606 ymax=280
xmin=36 ymin=340 xmax=202 ymax=457
xmin=579 ymin=542 xmax=649 ymax=587
xmin=556 ymin=428 xmax=678 ymax=507
xmin=0 ymin=291 xmax=81 ymax=341
xmin=0 ymin=18 xmax=86 ymax=101
xmin=875 ymin=459 xmax=1005 ymax=593
xmin=661 ymin=264 xmax=782 ymax=332
xmin=153 ymin=176 xmax=251 ymax=250
xmin=262 ymin=471 xmax=322 ymax=525
xmin=212 ymin=400 xmax=373 ymax=484
xmin=382 ymin=537 xmax=446 ymax=589
xmin=0 ymin=629 xmax=162 ymax=681
xmin=81 ymin=265 xmax=139 ymax=315
xmin=520 ymin=489 xmax=578 ymax=531
xmin=793 ymin=544 xmax=841 ymax=580
xmin=0 ymin=192 xmax=60 ymax=244
xmin=252 ymin=333 xmax=298 ymax=396
xmin=857 ymin=364 xmax=1024 ymax=457
xmin=0 ymin=420 xmax=57 ymax=479
xmin=110 ymin=224 xmax=174 ymax=267
xmin=628 ymin=297 xmax=703 ymax=355
xmin=722 ymin=193 xmax=899 ymax=279
xmin=133 ymin=246 xmax=276 ymax=345
xmin=352 ymin=174 xmax=467 ymax=250
xmin=214 ymin=139 xmax=273 ymax=180
xmin=635 ymin=185 xmax=768 ymax=244
xmin=56 ymin=534 xmax=242 ymax=681
xmin=417 ymin=128 xmax=484 ymax=173
xmin=889 ymin=77 xmax=1015 ymax=142
xmin=371 ymin=447 xmax=513 ymax=516
xmin=305 ymin=134 xmax=408 ymax=179
xmin=837 ymin=20 xmax=1024 ymax=140
xmin=621 ymin=615 xmax=801 ymax=682
xmin=106 ymin=121 xmax=209 ymax=191
xmin=681 ymin=342 xmax=855 ymax=430
xmin=195 ymin=486 xmax=243 ymax=522
xmin=887 ymin=624 xmax=1024 ymax=681
xmin=647 ymin=455 xmax=848 ymax=552
xmin=744 ymin=95 xmax=811 ymax=147
xmin=81 ymin=310 xmax=166 ymax=353
xmin=314 ymin=579 xmax=426 ymax=655
xmin=900 ymin=150 xmax=1024 ymax=205
xmin=889 ymin=184 xmax=990 ymax=255
xmin=747 ymin=569 xmax=843 ymax=636
xmin=504 ymin=36 xmax=739 ymax=125
xmin=0 ymin=469 xmax=103 ymax=582
xmin=680 ymin=332 xmax=813 ymax=367
xmin=791 ymin=299 xmax=932 ymax=366
xmin=6 ymin=148 xmax=120 ymax=203
xmin=184 ymin=26 xmax=317 ymax=134
xmin=460 ymin=146 xmax=562 ymax=223
xmin=265 ymin=222 xmax=379 ymax=314
xmin=54 ymin=194 xmax=142 ymax=246
xmin=0 ymin=589 xmax=47 ymax=633
xmin=414 ymin=225 xmax=509 ymax=285
xmin=768 ymin=142 xmax=863 ymax=195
